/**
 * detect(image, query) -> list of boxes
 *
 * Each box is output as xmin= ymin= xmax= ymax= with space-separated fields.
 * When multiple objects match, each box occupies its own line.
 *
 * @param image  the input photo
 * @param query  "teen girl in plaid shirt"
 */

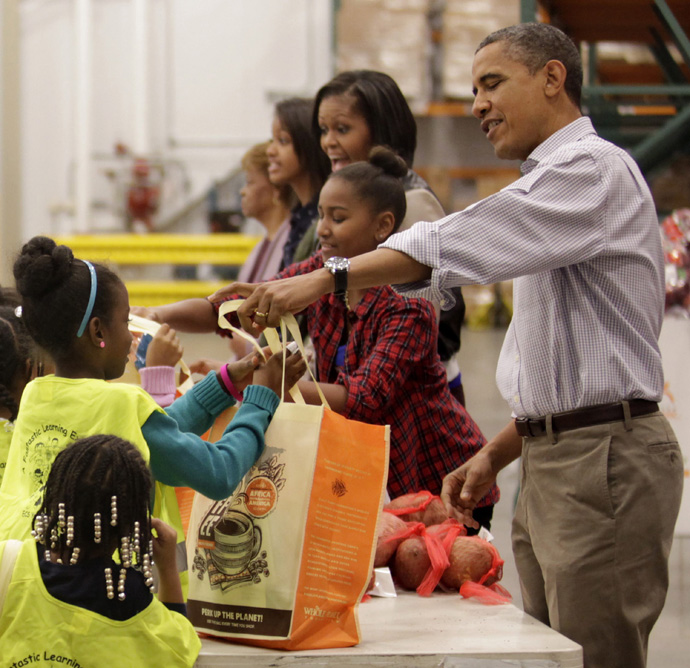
xmin=215 ymin=147 xmax=499 ymax=529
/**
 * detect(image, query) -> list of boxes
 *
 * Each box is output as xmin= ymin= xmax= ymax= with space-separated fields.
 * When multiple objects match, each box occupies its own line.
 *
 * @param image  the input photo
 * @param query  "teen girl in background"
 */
xmin=0 ymin=236 xmax=305 ymax=547
xmin=135 ymin=99 xmax=330 ymax=366
xmin=313 ymin=70 xmax=468 ymax=405
xmin=0 ymin=435 xmax=200 ymax=667
xmin=212 ymin=148 xmax=499 ymax=529
xmin=268 ymin=98 xmax=330 ymax=268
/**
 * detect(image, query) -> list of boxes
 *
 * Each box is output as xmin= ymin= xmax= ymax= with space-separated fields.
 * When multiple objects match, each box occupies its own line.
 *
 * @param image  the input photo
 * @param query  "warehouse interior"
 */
xmin=0 ymin=1 xmax=689 ymax=666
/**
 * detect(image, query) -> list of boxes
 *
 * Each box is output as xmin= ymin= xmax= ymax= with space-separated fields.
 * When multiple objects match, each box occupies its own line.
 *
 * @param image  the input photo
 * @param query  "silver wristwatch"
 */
xmin=324 ymin=256 xmax=350 ymax=299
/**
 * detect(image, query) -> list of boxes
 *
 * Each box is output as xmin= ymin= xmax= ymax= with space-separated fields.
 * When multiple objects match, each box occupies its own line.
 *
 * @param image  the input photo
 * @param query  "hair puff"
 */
xmin=368 ymin=146 xmax=408 ymax=180
xmin=14 ymin=236 xmax=74 ymax=300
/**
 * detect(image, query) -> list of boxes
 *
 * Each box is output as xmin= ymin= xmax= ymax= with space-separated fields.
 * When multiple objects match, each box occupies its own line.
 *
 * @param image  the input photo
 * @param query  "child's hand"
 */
xmin=253 ymin=350 xmax=307 ymax=398
xmin=150 ymin=517 xmax=179 ymax=573
xmin=189 ymin=357 xmax=224 ymax=376
xmin=150 ymin=517 xmax=184 ymax=604
xmin=226 ymin=347 xmax=272 ymax=392
xmin=145 ymin=323 xmax=183 ymax=368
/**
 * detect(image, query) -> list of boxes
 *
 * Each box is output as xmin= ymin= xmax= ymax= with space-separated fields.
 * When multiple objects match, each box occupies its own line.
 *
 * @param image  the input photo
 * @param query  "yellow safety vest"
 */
xmin=0 ymin=376 xmax=188 ymax=595
xmin=0 ymin=539 xmax=201 ymax=667
xmin=0 ymin=420 xmax=12 ymax=488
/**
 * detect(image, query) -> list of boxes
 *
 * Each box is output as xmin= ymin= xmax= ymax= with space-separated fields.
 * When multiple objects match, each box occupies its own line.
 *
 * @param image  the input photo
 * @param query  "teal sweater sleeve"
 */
xmin=163 ymin=371 xmax=234 ymax=435
xmin=143 ymin=385 xmax=280 ymax=500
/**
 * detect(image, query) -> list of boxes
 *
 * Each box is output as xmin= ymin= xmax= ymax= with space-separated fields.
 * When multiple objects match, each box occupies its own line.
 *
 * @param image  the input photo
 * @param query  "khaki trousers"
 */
xmin=513 ymin=413 xmax=683 ymax=668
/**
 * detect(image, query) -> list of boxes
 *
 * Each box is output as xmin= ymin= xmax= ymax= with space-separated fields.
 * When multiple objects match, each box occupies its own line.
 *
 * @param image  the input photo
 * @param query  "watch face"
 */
xmin=326 ymin=257 xmax=350 ymax=272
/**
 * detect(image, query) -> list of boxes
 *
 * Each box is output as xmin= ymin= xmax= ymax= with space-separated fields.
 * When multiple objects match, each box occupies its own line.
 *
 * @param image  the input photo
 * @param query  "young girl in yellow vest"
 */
xmin=0 ymin=434 xmax=201 ymax=667
xmin=0 ymin=304 xmax=37 ymax=488
xmin=0 ymin=236 xmax=305 ymax=553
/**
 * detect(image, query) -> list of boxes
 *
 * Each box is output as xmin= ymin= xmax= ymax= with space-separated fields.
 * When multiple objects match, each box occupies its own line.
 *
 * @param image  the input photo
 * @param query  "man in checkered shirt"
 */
xmin=226 ymin=23 xmax=683 ymax=668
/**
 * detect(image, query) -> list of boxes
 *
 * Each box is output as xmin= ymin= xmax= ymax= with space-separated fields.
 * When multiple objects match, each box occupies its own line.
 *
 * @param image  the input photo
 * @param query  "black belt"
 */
xmin=515 ymin=399 xmax=659 ymax=438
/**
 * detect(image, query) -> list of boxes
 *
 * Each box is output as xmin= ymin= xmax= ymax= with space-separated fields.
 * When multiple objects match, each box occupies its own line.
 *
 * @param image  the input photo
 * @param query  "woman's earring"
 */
xmin=99 ymin=341 xmax=106 ymax=349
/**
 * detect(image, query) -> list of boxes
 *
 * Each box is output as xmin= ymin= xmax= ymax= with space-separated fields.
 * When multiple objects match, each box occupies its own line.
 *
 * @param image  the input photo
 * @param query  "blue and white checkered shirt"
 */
xmin=381 ymin=117 xmax=664 ymax=417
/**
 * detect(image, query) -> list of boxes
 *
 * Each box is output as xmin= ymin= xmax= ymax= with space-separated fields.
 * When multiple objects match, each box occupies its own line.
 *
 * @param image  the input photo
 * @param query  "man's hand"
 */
xmin=441 ymin=420 xmax=523 ymax=529
xmin=441 ymin=452 xmax=497 ymax=529
xmin=208 ymin=270 xmax=333 ymax=332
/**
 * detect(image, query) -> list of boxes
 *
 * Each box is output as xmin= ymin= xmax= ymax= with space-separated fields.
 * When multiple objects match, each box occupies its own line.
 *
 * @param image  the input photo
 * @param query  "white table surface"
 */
xmin=195 ymin=591 xmax=583 ymax=667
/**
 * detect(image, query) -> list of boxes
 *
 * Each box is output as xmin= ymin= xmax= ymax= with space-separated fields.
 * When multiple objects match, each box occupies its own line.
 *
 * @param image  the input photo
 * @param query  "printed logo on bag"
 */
xmin=237 ymin=454 xmax=283 ymax=518
xmin=331 ymin=478 xmax=347 ymax=497
xmin=192 ymin=452 xmax=286 ymax=592
xmin=244 ymin=476 xmax=278 ymax=517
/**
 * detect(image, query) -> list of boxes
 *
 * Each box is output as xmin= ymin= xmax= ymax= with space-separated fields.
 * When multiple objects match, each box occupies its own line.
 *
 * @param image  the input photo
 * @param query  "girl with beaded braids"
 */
xmin=0 ymin=236 xmax=306 ymax=555
xmin=0 ymin=435 xmax=201 ymax=666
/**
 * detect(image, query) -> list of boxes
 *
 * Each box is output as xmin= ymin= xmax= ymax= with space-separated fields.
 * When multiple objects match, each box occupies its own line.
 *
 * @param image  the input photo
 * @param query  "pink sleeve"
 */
xmin=140 ymin=366 xmax=177 ymax=408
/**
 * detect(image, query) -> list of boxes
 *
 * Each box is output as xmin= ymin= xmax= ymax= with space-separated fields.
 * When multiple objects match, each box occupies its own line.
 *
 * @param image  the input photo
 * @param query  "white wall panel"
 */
xmin=19 ymin=0 xmax=333 ymax=238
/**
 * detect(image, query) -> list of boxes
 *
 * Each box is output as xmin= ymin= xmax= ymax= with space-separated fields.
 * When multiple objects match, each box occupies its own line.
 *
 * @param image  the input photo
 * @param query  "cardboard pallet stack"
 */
xmin=442 ymin=0 xmax=520 ymax=99
xmin=336 ymin=1 xmax=521 ymax=104
xmin=336 ymin=0 xmax=433 ymax=109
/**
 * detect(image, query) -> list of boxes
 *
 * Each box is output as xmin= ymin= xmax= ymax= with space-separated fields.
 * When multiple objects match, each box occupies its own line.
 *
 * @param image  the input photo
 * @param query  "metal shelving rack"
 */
xmin=521 ymin=0 xmax=690 ymax=174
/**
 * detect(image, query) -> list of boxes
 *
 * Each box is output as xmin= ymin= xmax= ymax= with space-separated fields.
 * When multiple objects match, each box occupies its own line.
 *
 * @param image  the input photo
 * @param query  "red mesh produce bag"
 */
xmin=384 ymin=491 xmax=451 ymax=526
xmin=421 ymin=497 xmax=451 ymax=526
xmin=374 ymin=511 xmax=408 ymax=567
xmin=384 ymin=491 xmax=434 ymax=522
xmin=441 ymin=536 xmax=511 ymax=605
xmin=391 ymin=521 xmax=456 ymax=597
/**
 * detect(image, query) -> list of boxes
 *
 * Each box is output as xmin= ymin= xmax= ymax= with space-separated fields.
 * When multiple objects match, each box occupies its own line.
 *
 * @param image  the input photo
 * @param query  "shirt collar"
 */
xmin=521 ymin=116 xmax=596 ymax=175
xmin=291 ymin=196 xmax=319 ymax=219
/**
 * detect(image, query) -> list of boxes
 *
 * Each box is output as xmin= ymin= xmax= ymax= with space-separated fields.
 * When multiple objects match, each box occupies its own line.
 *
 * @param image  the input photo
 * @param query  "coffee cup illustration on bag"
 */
xmin=211 ymin=509 xmax=262 ymax=576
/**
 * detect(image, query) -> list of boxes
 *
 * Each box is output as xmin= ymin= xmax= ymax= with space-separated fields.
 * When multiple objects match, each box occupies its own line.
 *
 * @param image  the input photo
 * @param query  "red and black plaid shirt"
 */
xmin=220 ymin=254 xmax=499 ymax=504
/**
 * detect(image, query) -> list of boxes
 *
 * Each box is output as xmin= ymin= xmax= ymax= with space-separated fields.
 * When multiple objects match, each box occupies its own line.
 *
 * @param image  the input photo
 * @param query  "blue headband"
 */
xmin=76 ymin=260 xmax=98 ymax=337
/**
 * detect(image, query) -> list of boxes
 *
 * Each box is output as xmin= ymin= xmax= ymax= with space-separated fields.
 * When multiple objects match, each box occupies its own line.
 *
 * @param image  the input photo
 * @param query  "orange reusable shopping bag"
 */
xmin=185 ymin=304 xmax=390 ymax=649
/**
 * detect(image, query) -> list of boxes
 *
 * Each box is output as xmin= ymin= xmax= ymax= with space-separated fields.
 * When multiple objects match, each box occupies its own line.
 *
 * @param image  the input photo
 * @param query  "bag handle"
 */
xmin=217 ymin=300 xmax=330 ymax=409
xmin=0 ymin=539 xmax=23 ymax=617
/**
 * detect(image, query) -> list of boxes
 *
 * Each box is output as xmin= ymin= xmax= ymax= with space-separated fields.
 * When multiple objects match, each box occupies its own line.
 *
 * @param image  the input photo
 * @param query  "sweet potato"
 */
xmin=422 ymin=497 xmax=450 ymax=526
xmin=374 ymin=511 xmax=407 ymax=567
xmin=440 ymin=536 xmax=496 ymax=589
xmin=384 ymin=491 xmax=432 ymax=522
xmin=392 ymin=536 xmax=430 ymax=590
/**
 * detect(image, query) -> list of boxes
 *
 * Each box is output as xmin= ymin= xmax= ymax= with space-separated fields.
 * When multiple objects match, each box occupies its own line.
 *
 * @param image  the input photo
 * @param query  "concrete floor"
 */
xmin=178 ymin=325 xmax=690 ymax=667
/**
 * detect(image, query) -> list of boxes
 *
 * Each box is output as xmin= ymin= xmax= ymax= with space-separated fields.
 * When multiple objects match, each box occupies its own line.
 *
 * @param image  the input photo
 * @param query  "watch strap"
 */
xmin=332 ymin=267 xmax=348 ymax=296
